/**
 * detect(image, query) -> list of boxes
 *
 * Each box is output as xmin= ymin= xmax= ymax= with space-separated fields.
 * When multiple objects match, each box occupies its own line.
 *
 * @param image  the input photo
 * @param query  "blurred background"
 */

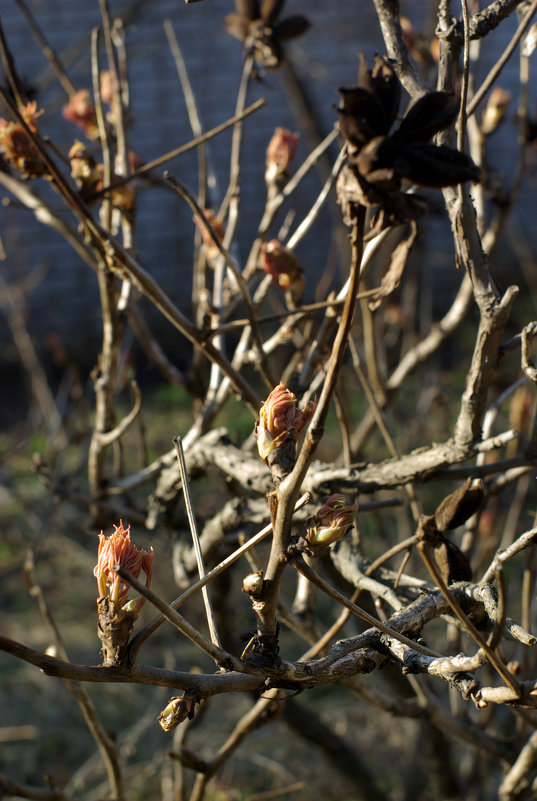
xmin=1 ymin=0 xmax=533 ymax=398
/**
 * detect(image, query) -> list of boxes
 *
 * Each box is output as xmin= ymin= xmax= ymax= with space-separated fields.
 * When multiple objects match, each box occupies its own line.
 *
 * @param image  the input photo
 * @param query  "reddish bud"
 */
xmin=0 ymin=102 xmax=45 ymax=178
xmin=94 ymin=520 xmax=153 ymax=613
xmin=62 ymin=90 xmax=99 ymax=140
xmin=265 ymin=127 xmax=299 ymax=184
xmin=255 ymin=383 xmax=315 ymax=461
xmin=400 ymin=16 xmax=435 ymax=68
xmin=100 ymin=71 xmax=122 ymax=127
xmin=194 ymin=209 xmax=226 ymax=265
xmin=306 ymin=494 xmax=358 ymax=547
xmin=261 ymin=240 xmax=305 ymax=307
xmin=100 ymin=70 xmax=117 ymax=106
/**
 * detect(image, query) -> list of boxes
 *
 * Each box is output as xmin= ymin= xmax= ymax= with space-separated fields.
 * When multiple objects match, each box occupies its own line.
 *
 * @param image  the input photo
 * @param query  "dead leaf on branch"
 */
xmin=336 ymin=53 xmax=480 ymax=240
xmin=417 ymin=480 xmax=484 ymax=585
xmin=224 ymin=0 xmax=310 ymax=68
xmin=337 ymin=57 xmax=480 ymax=187
xmin=418 ymin=515 xmax=473 ymax=585
xmin=368 ymin=222 xmax=418 ymax=311
xmin=434 ymin=477 xmax=485 ymax=532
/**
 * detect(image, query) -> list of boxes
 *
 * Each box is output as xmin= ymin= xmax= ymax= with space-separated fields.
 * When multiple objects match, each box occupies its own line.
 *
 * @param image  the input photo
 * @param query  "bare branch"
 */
xmin=173 ymin=435 xmax=222 ymax=649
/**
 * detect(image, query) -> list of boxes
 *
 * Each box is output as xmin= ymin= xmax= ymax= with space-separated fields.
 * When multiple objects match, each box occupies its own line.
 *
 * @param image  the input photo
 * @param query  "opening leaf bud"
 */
xmin=306 ymin=494 xmax=358 ymax=548
xmin=255 ymin=382 xmax=315 ymax=462
xmin=94 ymin=520 xmax=154 ymax=614
xmin=62 ymin=89 xmax=99 ymax=140
xmin=265 ymin=127 xmax=299 ymax=184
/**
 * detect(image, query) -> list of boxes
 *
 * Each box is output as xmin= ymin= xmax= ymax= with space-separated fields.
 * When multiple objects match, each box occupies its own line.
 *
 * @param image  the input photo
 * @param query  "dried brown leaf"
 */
xmin=369 ymin=53 xmax=401 ymax=132
xmin=338 ymin=88 xmax=390 ymax=148
xmin=260 ymin=0 xmax=285 ymax=24
xmin=224 ymin=12 xmax=252 ymax=40
xmin=392 ymin=143 xmax=481 ymax=187
xmin=432 ymin=535 xmax=473 ymax=584
xmin=434 ymin=478 xmax=485 ymax=532
xmin=273 ymin=15 xmax=311 ymax=41
xmin=392 ymin=91 xmax=459 ymax=144
xmin=235 ymin=0 xmax=260 ymax=21
xmin=368 ymin=222 xmax=418 ymax=310
xmin=418 ymin=515 xmax=473 ymax=585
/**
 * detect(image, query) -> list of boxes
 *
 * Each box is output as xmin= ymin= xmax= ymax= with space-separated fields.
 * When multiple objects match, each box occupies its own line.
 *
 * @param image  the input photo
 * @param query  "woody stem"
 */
xmin=253 ymin=205 xmax=366 ymax=657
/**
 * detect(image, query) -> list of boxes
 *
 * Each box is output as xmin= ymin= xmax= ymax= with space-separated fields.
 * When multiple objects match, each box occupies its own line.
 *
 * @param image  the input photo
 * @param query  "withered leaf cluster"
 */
xmin=336 ymin=53 xmax=481 ymax=237
xmin=224 ymin=0 xmax=310 ymax=69
xmin=419 ymin=478 xmax=484 ymax=585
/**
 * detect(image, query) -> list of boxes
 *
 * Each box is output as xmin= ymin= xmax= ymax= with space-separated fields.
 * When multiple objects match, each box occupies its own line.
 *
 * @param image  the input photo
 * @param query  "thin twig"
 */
xmin=285 ymin=148 xmax=346 ymax=251
xmin=96 ymin=380 xmax=141 ymax=447
xmin=466 ymin=0 xmax=537 ymax=117
xmin=164 ymin=19 xmax=208 ymax=207
xmin=0 ymin=17 xmax=25 ymax=107
xmin=23 ymin=551 xmax=125 ymax=801
xmin=457 ymin=0 xmax=470 ymax=153
xmin=90 ymin=97 xmax=266 ymax=201
xmin=14 ymin=0 xmax=76 ymax=96
xmin=173 ymin=436 xmax=222 ymax=649
xmin=0 ymin=633 xmax=264 ymax=694
xmin=164 ymin=172 xmax=275 ymax=388
xmin=207 ymin=288 xmax=382 ymax=340
xmin=255 ymin=207 xmax=367 ymax=647
xmin=218 ymin=52 xmax=255 ymax=220
xmin=113 ymin=566 xmax=239 ymax=669
xmin=128 ymin=493 xmax=311 ymax=661
xmin=292 ymin=556 xmax=440 ymax=658
xmin=417 ymin=540 xmax=520 ymax=694
xmin=243 ymin=127 xmax=339 ymax=279
xmin=481 ymin=525 xmax=537 ymax=584
xmin=487 ymin=564 xmax=508 ymax=650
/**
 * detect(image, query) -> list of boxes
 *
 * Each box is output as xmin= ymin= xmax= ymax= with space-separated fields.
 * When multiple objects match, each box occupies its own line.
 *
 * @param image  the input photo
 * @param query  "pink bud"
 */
xmin=306 ymin=494 xmax=358 ymax=547
xmin=265 ymin=127 xmax=299 ymax=184
xmin=261 ymin=240 xmax=305 ymax=306
xmin=62 ymin=90 xmax=99 ymax=140
xmin=94 ymin=520 xmax=154 ymax=612
xmin=100 ymin=71 xmax=118 ymax=106
xmin=255 ymin=383 xmax=315 ymax=461
xmin=0 ymin=102 xmax=45 ymax=178
xmin=194 ymin=209 xmax=226 ymax=265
